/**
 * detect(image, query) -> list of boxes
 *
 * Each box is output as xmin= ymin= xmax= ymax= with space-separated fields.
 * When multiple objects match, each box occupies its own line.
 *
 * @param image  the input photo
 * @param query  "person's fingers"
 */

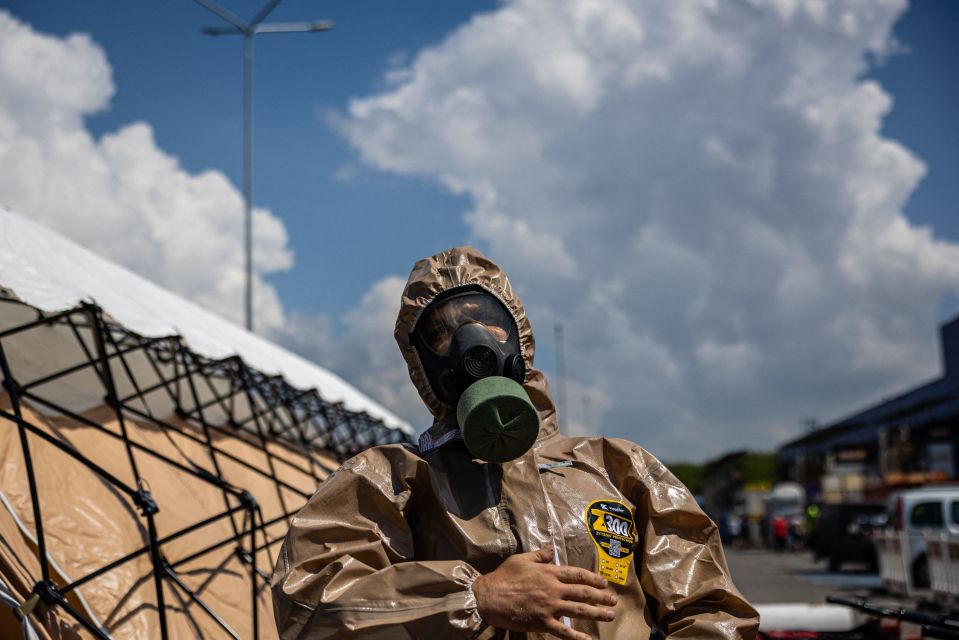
xmin=529 ymin=546 xmax=555 ymax=564
xmin=554 ymin=565 xmax=608 ymax=589
xmin=544 ymin=618 xmax=591 ymax=640
xmin=555 ymin=600 xmax=617 ymax=623
xmin=560 ymin=584 xmax=618 ymax=607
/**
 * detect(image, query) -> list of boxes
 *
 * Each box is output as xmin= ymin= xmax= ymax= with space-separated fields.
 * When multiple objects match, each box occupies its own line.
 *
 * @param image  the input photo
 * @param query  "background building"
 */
xmin=779 ymin=315 xmax=959 ymax=503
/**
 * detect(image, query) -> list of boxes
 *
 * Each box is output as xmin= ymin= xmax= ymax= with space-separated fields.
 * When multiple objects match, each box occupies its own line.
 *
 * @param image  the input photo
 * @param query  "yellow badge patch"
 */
xmin=584 ymin=500 xmax=636 ymax=586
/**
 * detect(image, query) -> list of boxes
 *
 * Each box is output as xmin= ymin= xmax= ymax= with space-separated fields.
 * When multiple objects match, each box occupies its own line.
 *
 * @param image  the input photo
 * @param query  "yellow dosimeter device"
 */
xmin=584 ymin=499 xmax=637 ymax=586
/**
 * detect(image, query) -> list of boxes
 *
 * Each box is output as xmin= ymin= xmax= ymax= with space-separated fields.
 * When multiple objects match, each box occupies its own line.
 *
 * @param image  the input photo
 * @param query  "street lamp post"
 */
xmin=195 ymin=0 xmax=333 ymax=332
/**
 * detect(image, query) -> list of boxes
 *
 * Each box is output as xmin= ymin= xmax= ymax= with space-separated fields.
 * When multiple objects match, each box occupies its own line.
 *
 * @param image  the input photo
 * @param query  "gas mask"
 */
xmin=412 ymin=288 xmax=540 ymax=463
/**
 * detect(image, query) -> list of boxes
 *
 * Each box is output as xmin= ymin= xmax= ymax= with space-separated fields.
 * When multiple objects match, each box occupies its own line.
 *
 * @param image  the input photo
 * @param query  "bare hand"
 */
xmin=472 ymin=546 xmax=617 ymax=640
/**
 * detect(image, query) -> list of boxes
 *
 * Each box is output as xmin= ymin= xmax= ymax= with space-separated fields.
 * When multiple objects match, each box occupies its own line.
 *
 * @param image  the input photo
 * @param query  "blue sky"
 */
xmin=7 ymin=0 xmax=954 ymax=317
xmin=2 ymin=0 xmax=496 ymax=317
xmin=1 ymin=0 xmax=957 ymax=459
xmin=869 ymin=1 xmax=958 ymax=242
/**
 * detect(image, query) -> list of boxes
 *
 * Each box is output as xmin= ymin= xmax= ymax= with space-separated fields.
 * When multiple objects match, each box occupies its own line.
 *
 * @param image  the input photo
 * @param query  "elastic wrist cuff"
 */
xmin=465 ymin=572 xmax=483 ymax=625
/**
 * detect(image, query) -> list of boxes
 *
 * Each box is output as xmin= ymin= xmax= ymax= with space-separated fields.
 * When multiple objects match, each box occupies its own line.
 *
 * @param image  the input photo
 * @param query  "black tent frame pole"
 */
xmin=17 ymin=392 xmax=243 ymax=496
xmin=0 ymin=307 xmax=76 ymax=340
xmin=0 ymin=297 xmax=412 ymax=637
xmin=249 ymin=506 xmax=260 ymax=640
xmin=145 ymin=514 xmax=170 ymax=640
xmin=0 ymin=341 xmax=50 ymax=583
xmin=179 ymin=342 xmax=243 ymax=539
xmin=0 ymin=407 xmax=139 ymax=497
xmin=239 ymin=363 xmax=291 ymax=526
xmin=61 ymin=501 xmax=248 ymax=595
xmin=170 ymin=509 xmax=295 ymax=570
xmin=164 ymin=562 xmax=241 ymax=640
xmin=19 ymin=338 xmax=161 ymax=393
xmin=117 ymin=400 xmax=314 ymax=496
xmin=49 ymin=588 xmax=112 ymax=640
xmin=86 ymin=305 xmax=145 ymax=486
xmin=86 ymin=304 xmax=170 ymax=640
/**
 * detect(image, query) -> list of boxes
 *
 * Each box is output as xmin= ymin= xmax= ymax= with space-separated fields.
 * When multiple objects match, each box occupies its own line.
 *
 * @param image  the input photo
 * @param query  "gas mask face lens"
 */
xmin=416 ymin=292 xmax=513 ymax=355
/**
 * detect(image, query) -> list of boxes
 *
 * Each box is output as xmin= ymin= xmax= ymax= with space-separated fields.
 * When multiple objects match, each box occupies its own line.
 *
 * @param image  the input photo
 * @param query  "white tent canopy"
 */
xmin=0 ymin=206 xmax=412 ymax=435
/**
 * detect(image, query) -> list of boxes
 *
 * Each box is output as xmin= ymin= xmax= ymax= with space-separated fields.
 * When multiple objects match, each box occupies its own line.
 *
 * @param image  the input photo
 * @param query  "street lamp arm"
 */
xmin=249 ymin=0 xmax=284 ymax=28
xmin=201 ymin=25 xmax=244 ymax=36
xmin=193 ymin=0 xmax=248 ymax=32
xmin=253 ymin=21 xmax=335 ymax=34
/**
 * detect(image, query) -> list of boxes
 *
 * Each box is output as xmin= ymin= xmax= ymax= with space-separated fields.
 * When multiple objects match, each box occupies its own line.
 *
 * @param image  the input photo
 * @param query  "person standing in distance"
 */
xmin=272 ymin=246 xmax=759 ymax=639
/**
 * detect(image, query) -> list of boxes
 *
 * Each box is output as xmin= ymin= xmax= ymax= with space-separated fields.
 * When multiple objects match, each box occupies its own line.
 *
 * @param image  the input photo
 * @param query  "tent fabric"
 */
xmin=0 ymin=575 xmax=42 ymax=640
xmin=0 ymin=392 xmax=334 ymax=639
xmin=0 ymin=206 xmax=409 ymax=638
xmin=0 ymin=206 xmax=411 ymax=436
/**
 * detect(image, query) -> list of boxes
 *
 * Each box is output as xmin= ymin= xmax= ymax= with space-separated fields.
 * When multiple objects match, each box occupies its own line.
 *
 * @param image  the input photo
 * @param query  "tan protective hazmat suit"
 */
xmin=272 ymin=246 xmax=759 ymax=639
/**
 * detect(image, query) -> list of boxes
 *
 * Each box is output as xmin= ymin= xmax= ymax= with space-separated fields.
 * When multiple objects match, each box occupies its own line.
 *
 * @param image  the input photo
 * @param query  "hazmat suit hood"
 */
xmin=394 ymin=246 xmax=558 ymax=445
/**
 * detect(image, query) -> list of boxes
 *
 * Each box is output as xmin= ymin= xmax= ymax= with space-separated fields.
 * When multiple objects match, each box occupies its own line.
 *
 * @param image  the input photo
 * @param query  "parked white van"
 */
xmin=886 ymin=486 xmax=959 ymax=588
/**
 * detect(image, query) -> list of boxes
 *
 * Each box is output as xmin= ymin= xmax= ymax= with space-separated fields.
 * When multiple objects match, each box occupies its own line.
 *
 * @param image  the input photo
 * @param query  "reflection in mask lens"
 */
xmin=418 ymin=292 xmax=513 ymax=354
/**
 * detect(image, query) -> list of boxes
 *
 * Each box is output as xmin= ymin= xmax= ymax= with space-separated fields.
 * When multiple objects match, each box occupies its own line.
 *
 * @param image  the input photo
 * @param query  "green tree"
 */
xmin=668 ymin=463 xmax=704 ymax=494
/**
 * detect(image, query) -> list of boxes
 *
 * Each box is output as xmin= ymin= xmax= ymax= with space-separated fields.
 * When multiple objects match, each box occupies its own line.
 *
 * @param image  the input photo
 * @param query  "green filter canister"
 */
xmin=456 ymin=376 xmax=540 ymax=463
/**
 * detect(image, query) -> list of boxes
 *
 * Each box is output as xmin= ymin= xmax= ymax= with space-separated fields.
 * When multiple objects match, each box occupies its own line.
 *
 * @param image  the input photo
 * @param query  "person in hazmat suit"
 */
xmin=272 ymin=246 xmax=759 ymax=639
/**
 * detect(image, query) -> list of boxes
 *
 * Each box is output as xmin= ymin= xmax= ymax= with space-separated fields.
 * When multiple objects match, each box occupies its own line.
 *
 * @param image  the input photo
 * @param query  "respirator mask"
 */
xmin=412 ymin=288 xmax=540 ymax=463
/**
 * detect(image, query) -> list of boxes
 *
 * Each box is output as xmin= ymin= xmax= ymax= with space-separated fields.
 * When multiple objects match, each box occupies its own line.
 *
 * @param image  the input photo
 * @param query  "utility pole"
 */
xmin=582 ymin=392 xmax=592 ymax=436
xmin=195 ymin=0 xmax=333 ymax=332
xmin=554 ymin=322 xmax=567 ymax=433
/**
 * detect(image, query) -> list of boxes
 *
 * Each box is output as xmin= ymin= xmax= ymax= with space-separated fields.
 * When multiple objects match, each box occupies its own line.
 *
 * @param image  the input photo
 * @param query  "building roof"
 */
xmin=779 ymin=315 xmax=959 ymax=457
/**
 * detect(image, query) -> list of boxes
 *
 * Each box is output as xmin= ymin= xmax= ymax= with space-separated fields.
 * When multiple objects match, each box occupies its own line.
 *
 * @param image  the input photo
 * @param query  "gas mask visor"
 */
xmin=415 ymin=290 xmax=515 ymax=356
xmin=412 ymin=288 xmax=540 ymax=463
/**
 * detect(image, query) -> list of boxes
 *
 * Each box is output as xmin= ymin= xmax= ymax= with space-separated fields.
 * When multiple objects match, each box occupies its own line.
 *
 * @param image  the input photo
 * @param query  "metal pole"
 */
xmin=554 ymin=322 xmax=567 ymax=433
xmin=243 ymin=32 xmax=254 ymax=332
xmin=582 ymin=393 xmax=591 ymax=435
xmin=195 ymin=0 xmax=332 ymax=333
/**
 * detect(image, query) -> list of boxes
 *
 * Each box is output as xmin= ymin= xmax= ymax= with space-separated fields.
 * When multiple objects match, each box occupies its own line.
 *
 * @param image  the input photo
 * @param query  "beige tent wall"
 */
xmin=0 ymin=392 xmax=334 ymax=639
xmin=0 ymin=217 xmax=411 ymax=639
xmin=0 ymin=300 xmax=370 ymax=640
xmin=0 ymin=494 xmax=92 ymax=640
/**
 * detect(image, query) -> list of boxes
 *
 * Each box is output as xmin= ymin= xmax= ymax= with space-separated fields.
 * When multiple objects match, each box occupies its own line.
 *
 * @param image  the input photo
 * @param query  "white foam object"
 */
xmin=755 ymin=603 xmax=860 ymax=632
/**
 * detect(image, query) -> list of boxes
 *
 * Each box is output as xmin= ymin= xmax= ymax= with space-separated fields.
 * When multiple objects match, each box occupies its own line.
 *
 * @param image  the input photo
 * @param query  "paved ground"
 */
xmin=725 ymin=548 xmax=883 ymax=604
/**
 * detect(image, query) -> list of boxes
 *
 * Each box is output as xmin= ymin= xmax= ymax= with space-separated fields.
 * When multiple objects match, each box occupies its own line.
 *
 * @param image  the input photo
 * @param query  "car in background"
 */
xmin=886 ymin=486 xmax=959 ymax=587
xmin=807 ymin=502 xmax=887 ymax=572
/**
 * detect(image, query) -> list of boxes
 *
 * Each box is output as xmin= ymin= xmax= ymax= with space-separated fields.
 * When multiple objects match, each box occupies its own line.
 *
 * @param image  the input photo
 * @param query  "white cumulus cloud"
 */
xmin=275 ymin=275 xmax=434 ymax=429
xmin=0 ymin=11 xmax=292 ymax=333
xmin=336 ymin=0 xmax=959 ymax=458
